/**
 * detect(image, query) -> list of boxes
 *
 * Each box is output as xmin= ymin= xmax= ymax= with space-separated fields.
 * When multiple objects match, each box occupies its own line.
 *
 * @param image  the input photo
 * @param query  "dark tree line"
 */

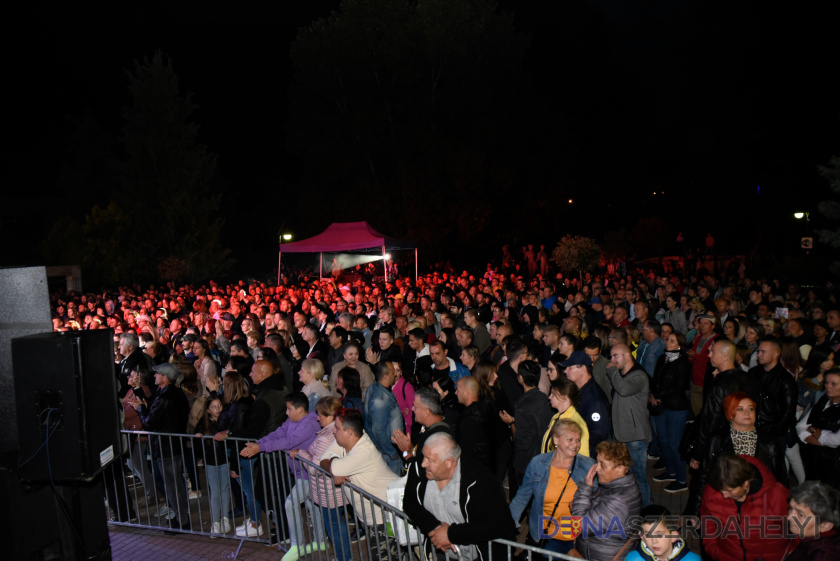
xmin=43 ymin=52 xmax=231 ymax=287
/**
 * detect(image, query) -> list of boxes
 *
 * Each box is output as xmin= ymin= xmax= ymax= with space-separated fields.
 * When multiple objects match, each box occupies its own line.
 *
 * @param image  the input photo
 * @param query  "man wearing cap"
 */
xmin=561 ymin=351 xmax=611 ymax=450
xmin=130 ymin=363 xmax=190 ymax=530
xmin=686 ymin=314 xmax=718 ymax=416
xmin=588 ymin=296 xmax=606 ymax=326
xmin=214 ymin=312 xmax=236 ymax=355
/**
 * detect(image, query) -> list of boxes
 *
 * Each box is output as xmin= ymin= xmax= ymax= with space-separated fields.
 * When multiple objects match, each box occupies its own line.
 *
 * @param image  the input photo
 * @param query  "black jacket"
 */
xmin=512 ymin=388 xmax=554 ymax=476
xmin=497 ymin=362 xmax=524 ymax=414
xmin=691 ymin=367 xmax=761 ymax=462
xmin=229 ymin=374 xmax=287 ymax=440
xmin=457 ymin=398 xmax=495 ymax=466
xmin=705 ymin=425 xmax=785 ymax=486
xmin=139 ymin=384 xmax=189 ymax=459
xmin=578 ymin=378 xmax=612 ymax=450
xmin=403 ymin=454 xmax=516 ymax=561
xmin=650 ymin=354 xmax=691 ymax=411
xmin=117 ymin=348 xmax=152 ymax=398
xmin=750 ymin=363 xmax=798 ymax=441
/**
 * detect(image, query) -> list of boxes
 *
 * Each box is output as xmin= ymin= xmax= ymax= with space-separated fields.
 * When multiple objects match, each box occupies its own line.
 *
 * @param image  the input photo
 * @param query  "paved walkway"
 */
xmin=110 ymin=525 xmax=280 ymax=561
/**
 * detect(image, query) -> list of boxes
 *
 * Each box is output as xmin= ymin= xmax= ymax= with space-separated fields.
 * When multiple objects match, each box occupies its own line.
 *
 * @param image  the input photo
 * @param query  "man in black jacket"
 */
xmin=684 ymin=339 xmax=761 ymax=515
xmin=751 ymin=339 xmax=797 ymax=458
xmin=690 ymin=340 xmax=761 ymax=469
xmin=455 ymin=376 xmax=494 ymax=466
xmin=403 ymin=432 xmax=515 ymax=561
xmin=500 ymin=360 xmax=553 ymax=494
xmin=563 ymin=351 xmax=612 ymax=450
xmin=132 ymin=363 xmax=190 ymax=530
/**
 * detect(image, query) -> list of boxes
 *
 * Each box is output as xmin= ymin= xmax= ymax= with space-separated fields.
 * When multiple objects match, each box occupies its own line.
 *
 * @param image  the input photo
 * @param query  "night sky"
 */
xmin=4 ymin=1 xmax=838 ymax=279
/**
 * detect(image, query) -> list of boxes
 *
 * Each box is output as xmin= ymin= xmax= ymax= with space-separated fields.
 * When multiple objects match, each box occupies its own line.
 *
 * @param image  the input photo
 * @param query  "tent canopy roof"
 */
xmin=279 ymin=221 xmax=416 ymax=253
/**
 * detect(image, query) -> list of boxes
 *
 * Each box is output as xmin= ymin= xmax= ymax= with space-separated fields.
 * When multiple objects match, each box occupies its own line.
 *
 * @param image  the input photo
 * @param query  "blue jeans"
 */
xmin=652 ymin=409 xmax=687 ymax=484
xmin=206 ymin=463 xmax=232 ymax=524
xmin=543 ymin=538 xmax=575 ymax=556
xmin=285 ymin=480 xmax=326 ymax=546
xmin=155 ymin=455 xmax=190 ymax=526
xmin=648 ymin=416 xmax=661 ymax=456
xmin=321 ymin=505 xmax=352 ymax=561
xmin=239 ymin=457 xmax=262 ymax=524
xmin=624 ymin=440 xmax=650 ymax=507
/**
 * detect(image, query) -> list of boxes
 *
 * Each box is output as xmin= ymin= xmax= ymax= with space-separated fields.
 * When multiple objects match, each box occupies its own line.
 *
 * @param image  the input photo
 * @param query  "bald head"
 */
xmin=709 ymin=340 xmax=736 ymax=371
xmin=456 ymin=376 xmax=480 ymax=406
xmin=250 ymin=359 xmax=274 ymax=385
xmin=609 ymin=343 xmax=634 ymax=374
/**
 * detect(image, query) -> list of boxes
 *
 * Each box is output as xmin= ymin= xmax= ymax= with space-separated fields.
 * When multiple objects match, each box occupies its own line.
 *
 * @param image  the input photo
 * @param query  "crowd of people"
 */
xmin=53 ymin=256 xmax=840 ymax=561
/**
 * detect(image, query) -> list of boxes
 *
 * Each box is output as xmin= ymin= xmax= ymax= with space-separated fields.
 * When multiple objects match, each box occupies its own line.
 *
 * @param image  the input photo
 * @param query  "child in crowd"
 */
xmin=196 ymin=397 xmax=232 ymax=536
xmin=626 ymin=505 xmax=700 ymax=561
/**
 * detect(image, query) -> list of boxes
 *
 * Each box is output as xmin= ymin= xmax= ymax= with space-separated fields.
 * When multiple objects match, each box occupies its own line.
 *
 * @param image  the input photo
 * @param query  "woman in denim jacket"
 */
xmin=509 ymin=419 xmax=595 ymax=556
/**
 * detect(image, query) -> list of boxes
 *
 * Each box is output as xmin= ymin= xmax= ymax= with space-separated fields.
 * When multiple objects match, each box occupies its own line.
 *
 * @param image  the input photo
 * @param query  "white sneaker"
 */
xmin=235 ymin=518 xmax=252 ymax=532
xmin=211 ymin=522 xmax=221 ymax=538
xmin=221 ymin=517 xmax=232 ymax=533
xmin=153 ymin=505 xmax=171 ymax=518
xmin=235 ymin=521 xmax=264 ymax=537
xmin=189 ymin=490 xmax=200 ymax=500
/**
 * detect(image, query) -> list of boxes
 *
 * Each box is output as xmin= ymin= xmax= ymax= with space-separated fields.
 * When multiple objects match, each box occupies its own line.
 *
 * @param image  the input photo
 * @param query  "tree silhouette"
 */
xmin=43 ymin=51 xmax=231 ymax=287
xmin=287 ymin=0 xmax=529 ymax=253
xmin=115 ymin=50 xmax=231 ymax=283
xmin=552 ymin=235 xmax=601 ymax=280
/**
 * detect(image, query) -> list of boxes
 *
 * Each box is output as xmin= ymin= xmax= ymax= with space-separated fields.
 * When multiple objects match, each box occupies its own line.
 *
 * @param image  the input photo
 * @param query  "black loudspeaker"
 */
xmin=0 ymin=266 xmax=53 ymax=462
xmin=13 ymin=329 xmax=121 ymax=482
xmin=0 ymin=470 xmax=112 ymax=561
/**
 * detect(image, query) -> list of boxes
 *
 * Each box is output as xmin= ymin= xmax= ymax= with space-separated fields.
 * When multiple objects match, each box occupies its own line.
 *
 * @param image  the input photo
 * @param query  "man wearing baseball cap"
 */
xmin=130 ymin=363 xmax=190 ymax=531
xmin=560 ymin=351 xmax=611 ymax=450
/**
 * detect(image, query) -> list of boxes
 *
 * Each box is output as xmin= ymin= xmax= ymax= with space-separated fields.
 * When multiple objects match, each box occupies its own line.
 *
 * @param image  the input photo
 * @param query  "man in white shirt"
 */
xmin=320 ymin=408 xmax=399 ymax=528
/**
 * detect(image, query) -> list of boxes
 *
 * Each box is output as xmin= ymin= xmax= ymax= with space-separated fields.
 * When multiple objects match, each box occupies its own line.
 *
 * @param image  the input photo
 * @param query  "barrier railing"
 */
xmin=105 ymin=430 xmax=580 ymax=561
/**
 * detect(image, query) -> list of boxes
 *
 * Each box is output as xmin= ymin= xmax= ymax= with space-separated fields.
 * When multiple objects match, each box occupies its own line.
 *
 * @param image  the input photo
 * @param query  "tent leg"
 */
xmin=383 ymin=245 xmax=387 ymax=283
xmin=415 ymin=248 xmax=418 ymax=286
xmin=320 ymin=253 xmax=323 ymax=281
xmin=278 ymin=252 xmax=282 ymax=286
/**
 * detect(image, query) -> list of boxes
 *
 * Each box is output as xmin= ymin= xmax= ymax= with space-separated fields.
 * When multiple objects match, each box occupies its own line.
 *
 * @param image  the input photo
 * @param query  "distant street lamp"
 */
xmin=278 ymin=233 xmax=293 ymax=285
xmin=794 ymin=212 xmax=812 ymax=253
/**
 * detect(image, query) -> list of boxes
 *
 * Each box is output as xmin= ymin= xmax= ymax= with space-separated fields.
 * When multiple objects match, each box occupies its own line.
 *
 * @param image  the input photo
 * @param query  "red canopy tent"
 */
xmin=277 ymin=221 xmax=417 ymax=284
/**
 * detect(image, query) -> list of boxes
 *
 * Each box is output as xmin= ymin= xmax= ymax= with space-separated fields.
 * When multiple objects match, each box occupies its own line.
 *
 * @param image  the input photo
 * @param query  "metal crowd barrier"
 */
xmin=104 ymin=430 xmax=579 ymax=561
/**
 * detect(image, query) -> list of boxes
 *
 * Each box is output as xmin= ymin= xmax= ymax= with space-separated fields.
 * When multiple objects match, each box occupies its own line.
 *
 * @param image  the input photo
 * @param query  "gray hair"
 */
xmin=424 ymin=432 xmax=461 ymax=461
xmin=120 ymin=332 xmax=139 ymax=349
xmin=415 ymin=387 xmax=442 ymax=416
xmin=790 ymin=481 xmax=840 ymax=527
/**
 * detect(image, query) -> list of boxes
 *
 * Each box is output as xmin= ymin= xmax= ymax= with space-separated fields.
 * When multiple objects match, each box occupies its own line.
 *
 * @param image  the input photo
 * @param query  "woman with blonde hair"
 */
xmin=299 ymin=358 xmax=331 ymax=412
xmin=510 ymin=419 xmax=595 ymax=556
